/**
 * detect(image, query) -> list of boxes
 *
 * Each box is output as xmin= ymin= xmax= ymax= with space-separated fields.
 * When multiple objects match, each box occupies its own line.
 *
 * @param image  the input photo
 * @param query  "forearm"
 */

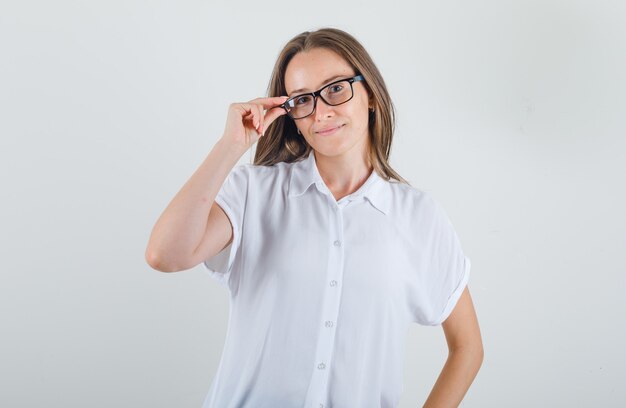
xmin=146 ymin=138 xmax=244 ymax=271
xmin=422 ymin=347 xmax=483 ymax=408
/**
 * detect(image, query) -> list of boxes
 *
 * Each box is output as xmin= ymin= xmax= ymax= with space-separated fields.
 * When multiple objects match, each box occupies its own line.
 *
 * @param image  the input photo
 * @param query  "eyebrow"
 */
xmin=287 ymin=74 xmax=350 ymax=97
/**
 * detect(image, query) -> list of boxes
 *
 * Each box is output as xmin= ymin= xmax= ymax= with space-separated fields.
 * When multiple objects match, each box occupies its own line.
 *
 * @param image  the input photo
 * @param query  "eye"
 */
xmin=295 ymin=95 xmax=312 ymax=105
xmin=329 ymin=84 xmax=344 ymax=93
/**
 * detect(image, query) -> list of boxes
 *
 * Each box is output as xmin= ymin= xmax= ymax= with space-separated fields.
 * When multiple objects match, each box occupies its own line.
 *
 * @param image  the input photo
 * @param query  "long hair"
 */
xmin=254 ymin=27 xmax=409 ymax=185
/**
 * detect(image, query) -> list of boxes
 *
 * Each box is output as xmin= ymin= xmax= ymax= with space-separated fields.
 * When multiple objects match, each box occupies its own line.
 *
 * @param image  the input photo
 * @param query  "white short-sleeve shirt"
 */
xmin=201 ymin=149 xmax=471 ymax=408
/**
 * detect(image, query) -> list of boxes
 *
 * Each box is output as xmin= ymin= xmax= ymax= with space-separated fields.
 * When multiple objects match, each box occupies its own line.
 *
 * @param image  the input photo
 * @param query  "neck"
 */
xmin=313 ymin=144 xmax=373 ymax=201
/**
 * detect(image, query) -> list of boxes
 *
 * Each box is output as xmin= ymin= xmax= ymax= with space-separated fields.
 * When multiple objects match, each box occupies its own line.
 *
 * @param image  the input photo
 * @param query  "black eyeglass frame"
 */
xmin=279 ymin=74 xmax=366 ymax=120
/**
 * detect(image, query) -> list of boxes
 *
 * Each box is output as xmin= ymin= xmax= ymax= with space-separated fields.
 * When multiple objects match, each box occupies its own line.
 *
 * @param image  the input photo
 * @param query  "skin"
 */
xmin=424 ymin=287 xmax=484 ymax=407
xmin=285 ymin=48 xmax=484 ymax=407
xmin=284 ymin=47 xmax=374 ymax=201
xmin=148 ymin=45 xmax=480 ymax=404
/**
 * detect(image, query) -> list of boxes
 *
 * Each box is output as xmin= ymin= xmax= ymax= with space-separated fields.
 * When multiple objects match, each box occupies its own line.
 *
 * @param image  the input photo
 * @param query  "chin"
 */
xmin=311 ymin=141 xmax=356 ymax=159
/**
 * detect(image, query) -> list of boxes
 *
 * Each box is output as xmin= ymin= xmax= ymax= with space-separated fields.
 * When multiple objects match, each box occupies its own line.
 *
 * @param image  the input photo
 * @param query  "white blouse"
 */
xmin=201 ymin=149 xmax=471 ymax=408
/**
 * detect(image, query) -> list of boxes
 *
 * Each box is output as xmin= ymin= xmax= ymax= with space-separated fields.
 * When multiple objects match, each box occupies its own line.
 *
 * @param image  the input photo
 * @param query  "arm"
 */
xmin=144 ymin=97 xmax=288 ymax=272
xmin=422 ymin=286 xmax=484 ymax=408
xmin=145 ymin=139 xmax=243 ymax=272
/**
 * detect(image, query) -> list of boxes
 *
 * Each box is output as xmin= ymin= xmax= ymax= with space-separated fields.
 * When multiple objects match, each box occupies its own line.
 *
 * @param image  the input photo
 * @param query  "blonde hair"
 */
xmin=254 ymin=27 xmax=409 ymax=185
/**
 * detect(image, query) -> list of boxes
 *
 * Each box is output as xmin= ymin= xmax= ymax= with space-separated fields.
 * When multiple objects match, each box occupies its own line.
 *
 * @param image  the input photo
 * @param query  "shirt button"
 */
xmin=333 ymin=240 xmax=341 ymax=247
xmin=329 ymin=280 xmax=337 ymax=287
xmin=319 ymin=404 xmax=324 ymax=408
xmin=317 ymin=362 xmax=326 ymax=369
xmin=325 ymin=321 xmax=334 ymax=328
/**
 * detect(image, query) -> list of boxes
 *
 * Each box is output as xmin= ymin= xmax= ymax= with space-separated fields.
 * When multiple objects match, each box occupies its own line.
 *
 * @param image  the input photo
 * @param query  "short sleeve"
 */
xmin=410 ymin=194 xmax=471 ymax=326
xmin=202 ymin=164 xmax=248 ymax=289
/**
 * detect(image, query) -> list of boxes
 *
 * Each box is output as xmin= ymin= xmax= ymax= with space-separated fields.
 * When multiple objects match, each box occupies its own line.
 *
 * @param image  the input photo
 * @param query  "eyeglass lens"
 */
xmin=287 ymin=80 xmax=353 ymax=119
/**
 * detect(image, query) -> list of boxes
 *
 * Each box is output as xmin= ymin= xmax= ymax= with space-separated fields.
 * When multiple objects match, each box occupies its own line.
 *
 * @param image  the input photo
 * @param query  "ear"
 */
xmin=368 ymin=94 xmax=375 ymax=110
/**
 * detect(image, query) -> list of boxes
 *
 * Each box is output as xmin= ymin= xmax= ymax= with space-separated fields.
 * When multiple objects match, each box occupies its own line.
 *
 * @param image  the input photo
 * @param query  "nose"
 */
xmin=313 ymin=95 xmax=334 ymax=120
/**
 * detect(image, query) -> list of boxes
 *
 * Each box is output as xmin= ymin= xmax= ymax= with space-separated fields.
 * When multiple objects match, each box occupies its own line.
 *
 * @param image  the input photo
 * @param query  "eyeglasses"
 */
xmin=279 ymin=75 xmax=365 ymax=120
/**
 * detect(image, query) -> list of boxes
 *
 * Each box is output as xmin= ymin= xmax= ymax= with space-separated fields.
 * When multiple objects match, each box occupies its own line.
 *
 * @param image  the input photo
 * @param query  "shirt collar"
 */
xmin=288 ymin=150 xmax=390 ymax=215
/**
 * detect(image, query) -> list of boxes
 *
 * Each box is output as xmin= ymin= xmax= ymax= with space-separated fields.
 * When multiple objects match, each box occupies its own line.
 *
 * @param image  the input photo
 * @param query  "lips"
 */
xmin=315 ymin=124 xmax=344 ymax=136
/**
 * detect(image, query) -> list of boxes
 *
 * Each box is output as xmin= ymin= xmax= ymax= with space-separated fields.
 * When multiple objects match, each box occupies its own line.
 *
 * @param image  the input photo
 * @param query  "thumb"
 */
xmin=262 ymin=106 xmax=288 ymax=134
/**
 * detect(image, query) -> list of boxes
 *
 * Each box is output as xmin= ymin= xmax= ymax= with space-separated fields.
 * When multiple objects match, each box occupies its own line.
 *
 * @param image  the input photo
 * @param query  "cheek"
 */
xmin=354 ymin=95 xmax=371 ymax=124
xmin=352 ymin=105 xmax=370 ymax=131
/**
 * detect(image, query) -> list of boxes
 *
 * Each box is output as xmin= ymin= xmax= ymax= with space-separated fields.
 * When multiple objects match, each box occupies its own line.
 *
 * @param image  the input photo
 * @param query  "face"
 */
xmin=284 ymin=48 xmax=372 ymax=159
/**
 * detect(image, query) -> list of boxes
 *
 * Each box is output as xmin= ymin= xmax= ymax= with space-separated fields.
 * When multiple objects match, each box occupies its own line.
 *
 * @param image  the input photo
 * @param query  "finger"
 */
xmin=233 ymin=103 xmax=257 ymax=120
xmin=256 ymin=105 xmax=265 ymax=134
xmin=248 ymin=96 xmax=290 ymax=109
xmin=235 ymin=103 xmax=262 ymax=130
xmin=243 ymin=114 xmax=255 ymax=131
xmin=255 ymin=104 xmax=264 ymax=134
xmin=261 ymin=106 xmax=288 ymax=133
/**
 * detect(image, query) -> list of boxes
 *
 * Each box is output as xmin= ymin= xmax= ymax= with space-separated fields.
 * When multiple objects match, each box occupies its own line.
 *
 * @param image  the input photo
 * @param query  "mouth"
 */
xmin=315 ymin=124 xmax=345 ymax=136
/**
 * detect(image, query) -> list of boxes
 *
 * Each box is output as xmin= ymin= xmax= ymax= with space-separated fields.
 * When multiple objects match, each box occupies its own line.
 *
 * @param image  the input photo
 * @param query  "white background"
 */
xmin=1 ymin=0 xmax=625 ymax=407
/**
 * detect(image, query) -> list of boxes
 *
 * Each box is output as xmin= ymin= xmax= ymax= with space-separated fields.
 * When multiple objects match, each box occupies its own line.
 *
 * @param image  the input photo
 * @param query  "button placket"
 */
xmin=306 ymin=201 xmax=345 ymax=406
xmin=321 ymin=204 xmax=345 ymax=401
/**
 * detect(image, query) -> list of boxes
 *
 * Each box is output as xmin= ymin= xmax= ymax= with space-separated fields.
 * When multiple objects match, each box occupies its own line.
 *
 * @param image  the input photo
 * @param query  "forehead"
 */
xmin=284 ymin=48 xmax=355 ymax=94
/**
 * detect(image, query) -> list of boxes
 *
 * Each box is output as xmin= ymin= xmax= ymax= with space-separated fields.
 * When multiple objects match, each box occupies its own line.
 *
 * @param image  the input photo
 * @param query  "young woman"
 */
xmin=146 ymin=27 xmax=483 ymax=408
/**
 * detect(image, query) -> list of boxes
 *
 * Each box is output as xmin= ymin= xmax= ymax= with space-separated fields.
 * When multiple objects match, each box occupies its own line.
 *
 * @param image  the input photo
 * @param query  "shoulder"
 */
xmin=382 ymin=181 xmax=459 ymax=241
xmin=235 ymin=160 xmax=294 ymax=179
xmin=384 ymin=179 xmax=439 ymax=215
xmin=227 ymin=160 xmax=296 ymax=192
